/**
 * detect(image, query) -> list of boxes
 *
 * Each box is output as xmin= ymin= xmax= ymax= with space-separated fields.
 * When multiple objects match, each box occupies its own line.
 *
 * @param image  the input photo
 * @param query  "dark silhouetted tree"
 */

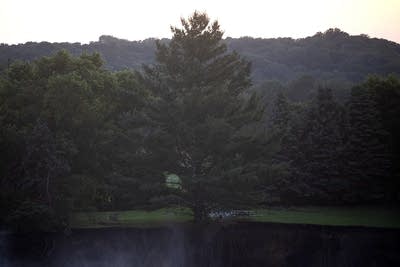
xmin=141 ymin=11 xmax=255 ymax=221
xmin=344 ymin=83 xmax=392 ymax=201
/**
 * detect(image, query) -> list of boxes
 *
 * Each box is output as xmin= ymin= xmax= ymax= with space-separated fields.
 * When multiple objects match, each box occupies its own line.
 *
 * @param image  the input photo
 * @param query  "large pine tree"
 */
xmin=141 ymin=12 xmax=254 ymax=221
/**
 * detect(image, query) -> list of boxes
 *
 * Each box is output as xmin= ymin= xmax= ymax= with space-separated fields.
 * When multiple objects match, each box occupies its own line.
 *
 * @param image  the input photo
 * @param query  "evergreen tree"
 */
xmin=280 ymin=88 xmax=347 ymax=203
xmin=363 ymin=76 xmax=400 ymax=202
xmin=345 ymin=84 xmax=392 ymax=201
xmin=303 ymin=88 xmax=346 ymax=181
xmin=270 ymin=92 xmax=290 ymax=132
xmin=141 ymin=12 xmax=254 ymax=221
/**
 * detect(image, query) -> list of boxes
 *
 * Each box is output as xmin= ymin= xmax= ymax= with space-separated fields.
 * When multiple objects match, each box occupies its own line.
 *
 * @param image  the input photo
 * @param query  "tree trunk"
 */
xmin=46 ymin=172 xmax=52 ymax=207
xmin=193 ymin=203 xmax=208 ymax=223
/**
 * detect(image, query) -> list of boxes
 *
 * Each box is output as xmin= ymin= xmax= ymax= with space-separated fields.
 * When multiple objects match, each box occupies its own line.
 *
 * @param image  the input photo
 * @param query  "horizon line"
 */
xmin=1 ymin=28 xmax=399 ymax=46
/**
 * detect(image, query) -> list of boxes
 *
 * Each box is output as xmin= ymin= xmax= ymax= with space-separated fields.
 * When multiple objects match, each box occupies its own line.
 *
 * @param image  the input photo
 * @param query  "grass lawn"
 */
xmin=70 ymin=208 xmax=192 ymax=228
xmin=70 ymin=206 xmax=400 ymax=229
xmin=250 ymin=206 xmax=400 ymax=229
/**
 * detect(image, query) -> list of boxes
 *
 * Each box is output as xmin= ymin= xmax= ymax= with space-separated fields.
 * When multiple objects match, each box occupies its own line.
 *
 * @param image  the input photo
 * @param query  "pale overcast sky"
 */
xmin=1 ymin=0 xmax=399 ymax=44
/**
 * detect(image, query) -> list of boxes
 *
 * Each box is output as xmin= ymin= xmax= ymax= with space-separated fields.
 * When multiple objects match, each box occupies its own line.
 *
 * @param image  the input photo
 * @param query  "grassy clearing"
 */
xmin=250 ymin=206 xmax=400 ymax=229
xmin=70 ymin=208 xmax=192 ymax=228
xmin=70 ymin=206 xmax=400 ymax=229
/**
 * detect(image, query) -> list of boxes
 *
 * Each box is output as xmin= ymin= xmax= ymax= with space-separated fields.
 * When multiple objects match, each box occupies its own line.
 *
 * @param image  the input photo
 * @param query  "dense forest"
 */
xmin=1 ymin=28 xmax=400 ymax=83
xmin=1 ymin=13 xmax=399 ymax=231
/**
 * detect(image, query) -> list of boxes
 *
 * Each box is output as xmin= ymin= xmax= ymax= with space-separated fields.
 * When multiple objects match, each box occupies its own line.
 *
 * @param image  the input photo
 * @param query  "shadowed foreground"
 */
xmin=2 ymin=222 xmax=400 ymax=267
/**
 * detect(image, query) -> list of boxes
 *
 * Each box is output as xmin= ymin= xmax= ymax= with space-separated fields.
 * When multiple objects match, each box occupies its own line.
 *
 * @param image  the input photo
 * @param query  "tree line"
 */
xmin=0 ymin=12 xmax=399 ymax=230
xmin=1 ymin=29 xmax=400 ymax=83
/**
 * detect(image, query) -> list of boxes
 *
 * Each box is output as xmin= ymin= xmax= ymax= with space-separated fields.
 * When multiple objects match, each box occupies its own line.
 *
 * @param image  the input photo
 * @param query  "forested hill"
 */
xmin=1 ymin=28 xmax=400 ymax=83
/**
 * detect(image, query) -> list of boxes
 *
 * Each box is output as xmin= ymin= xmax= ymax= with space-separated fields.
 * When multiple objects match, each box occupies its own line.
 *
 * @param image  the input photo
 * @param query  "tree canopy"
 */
xmin=140 ymin=11 xmax=259 ymax=221
xmin=0 ymin=13 xmax=399 ymax=230
xmin=2 ymin=28 xmax=400 ymax=83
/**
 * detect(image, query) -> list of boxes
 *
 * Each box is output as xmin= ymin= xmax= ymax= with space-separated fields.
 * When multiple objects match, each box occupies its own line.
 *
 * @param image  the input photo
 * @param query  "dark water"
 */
xmin=1 ymin=222 xmax=400 ymax=267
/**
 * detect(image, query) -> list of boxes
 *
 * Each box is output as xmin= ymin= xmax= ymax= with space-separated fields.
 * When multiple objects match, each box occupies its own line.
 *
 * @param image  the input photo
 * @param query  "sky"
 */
xmin=1 ymin=0 xmax=399 ymax=44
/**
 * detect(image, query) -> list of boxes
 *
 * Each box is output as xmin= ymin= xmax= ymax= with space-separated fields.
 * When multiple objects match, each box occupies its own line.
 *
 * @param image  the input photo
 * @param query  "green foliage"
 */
xmin=363 ymin=76 xmax=400 ymax=194
xmin=277 ymin=88 xmax=349 ymax=203
xmin=344 ymin=79 xmax=394 ymax=202
xmin=0 ymin=50 xmax=158 ymax=230
xmin=270 ymin=92 xmax=291 ymax=132
xmin=1 ymin=16 xmax=400 ymax=230
xmin=271 ymin=78 xmax=399 ymax=205
xmin=2 ymin=28 xmax=400 ymax=83
xmin=141 ymin=12 xmax=260 ymax=221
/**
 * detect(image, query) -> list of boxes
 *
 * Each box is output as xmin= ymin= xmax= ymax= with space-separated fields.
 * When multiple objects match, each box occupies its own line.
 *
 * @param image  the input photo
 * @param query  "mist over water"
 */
xmin=3 ymin=227 xmax=188 ymax=267
xmin=1 ymin=231 xmax=11 ymax=267
xmin=2 ymin=223 xmax=400 ymax=267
